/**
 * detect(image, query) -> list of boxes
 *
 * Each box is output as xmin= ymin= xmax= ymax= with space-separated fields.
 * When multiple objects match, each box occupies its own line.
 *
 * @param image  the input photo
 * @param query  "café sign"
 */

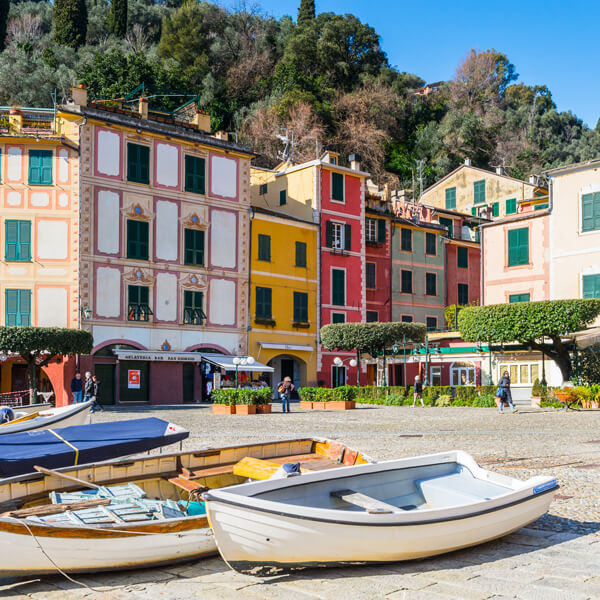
xmin=113 ymin=350 xmax=203 ymax=362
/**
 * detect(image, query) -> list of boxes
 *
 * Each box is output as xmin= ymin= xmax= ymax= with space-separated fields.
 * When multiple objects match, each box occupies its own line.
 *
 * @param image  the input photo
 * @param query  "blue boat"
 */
xmin=0 ymin=418 xmax=189 ymax=478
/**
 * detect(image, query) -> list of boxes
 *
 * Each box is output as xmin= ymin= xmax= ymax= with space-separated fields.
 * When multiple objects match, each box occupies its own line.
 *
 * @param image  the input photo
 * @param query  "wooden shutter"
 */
xmin=41 ymin=151 xmax=53 ymax=184
xmin=28 ymin=151 xmax=41 ymax=184
xmin=19 ymin=290 xmax=31 ymax=326
xmin=377 ymin=219 xmax=386 ymax=243
xmin=295 ymin=241 xmax=306 ymax=267
xmin=344 ymin=224 xmax=351 ymax=250
xmin=582 ymin=194 xmax=593 ymax=231
xmin=19 ymin=221 xmax=31 ymax=260
xmin=332 ymin=172 xmax=344 ymax=201
xmin=583 ymin=275 xmax=600 ymax=299
xmin=325 ymin=221 xmax=333 ymax=248
xmin=5 ymin=290 xmax=19 ymax=326
xmin=492 ymin=202 xmax=499 ymax=217
xmin=5 ymin=221 xmax=18 ymax=260
xmin=280 ymin=189 xmax=287 ymax=205
xmin=518 ymin=228 xmax=529 ymax=264
xmin=506 ymin=198 xmax=517 ymax=214
xmin=332 ymin=269 xmax=345 ymax=305
xmin=508 ymin=228 xmax=528 ymax=266
xmin=457 ymin=246 xmax=468 ymax=268
xmin=196 ymin=157 xmax=206 ymax=194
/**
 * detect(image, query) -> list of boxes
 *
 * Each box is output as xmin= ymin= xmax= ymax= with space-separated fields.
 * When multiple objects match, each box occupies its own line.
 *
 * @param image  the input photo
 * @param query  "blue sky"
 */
xmin=222 ymin=0 xmax=599 ymax=128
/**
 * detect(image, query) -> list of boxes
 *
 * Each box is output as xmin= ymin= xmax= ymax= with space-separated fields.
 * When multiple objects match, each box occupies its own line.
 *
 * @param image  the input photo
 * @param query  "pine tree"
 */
xmin=0 ymin=0 xmax=9 ymax=50
xmin=54 ymin=0 xmax=88 ymax=49
xmin=297 ymin=0 xmax=316 ymax=27
xmin=107 ymin=0 xmax=128 ymax=38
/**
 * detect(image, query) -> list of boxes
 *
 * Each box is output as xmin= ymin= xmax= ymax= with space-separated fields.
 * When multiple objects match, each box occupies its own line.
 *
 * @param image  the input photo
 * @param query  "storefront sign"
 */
xmin=128 ymin=370 xmax=141 ymax=389
xmin=114 ymin=350 xmax=202 ymax=362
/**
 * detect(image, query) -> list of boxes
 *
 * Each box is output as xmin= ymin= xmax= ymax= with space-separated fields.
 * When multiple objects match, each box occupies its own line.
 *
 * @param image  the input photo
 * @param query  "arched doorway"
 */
xmin=92 ymin=343 xmax=141 ymax=406
xmin=268 ymin=355 xmax=306 ymax=399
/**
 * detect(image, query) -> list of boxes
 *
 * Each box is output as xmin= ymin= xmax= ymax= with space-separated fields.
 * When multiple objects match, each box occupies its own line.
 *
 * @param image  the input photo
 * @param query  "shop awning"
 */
xmin=258 ymin=342 xmax=314 ymax=352
xmin=199 ymin=353 xmax=274 ymax=372
xmin=573 ymin=326 xmax=600 ymax=349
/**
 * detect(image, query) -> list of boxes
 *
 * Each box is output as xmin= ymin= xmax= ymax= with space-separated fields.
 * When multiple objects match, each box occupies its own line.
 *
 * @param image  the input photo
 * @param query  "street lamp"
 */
xmin=333 ymin=356 xmax=357 ymax=387
xmin=232 ymin=356 xmax=255 ymax=389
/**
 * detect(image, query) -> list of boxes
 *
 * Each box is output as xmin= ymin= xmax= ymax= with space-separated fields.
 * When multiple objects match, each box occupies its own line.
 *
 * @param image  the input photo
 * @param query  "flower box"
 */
xmin=325 ymin=401 xmax=356 ymax=411
xmin=312 ymin=402 xmax=326 ymax=410
xmin=256 ymin=404 xmax=272 ymax=414
xmin=299 ymin=401 xmax=313 ymax=410
xmin=212 ymin=404 xmax=236 ymax=415
xmin=235 ymin=404 xmax=256 ymax=415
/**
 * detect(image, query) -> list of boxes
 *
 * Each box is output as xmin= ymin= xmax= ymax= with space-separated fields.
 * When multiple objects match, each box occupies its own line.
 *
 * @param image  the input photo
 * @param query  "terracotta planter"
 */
xmin=235 ymin=404 xmax=256 ymax=415
xmin=593 ymin=401 xmax=599 ymax=409
xmin=212 ymin=404 xmax=236 ymax=415
xmin=530 ymin=396 xmax=541 ymax=408
xmin=325 ymin=401 xmax=356 ymax=411
xmin=312 ymin=402 xmax=326 ymax=410
xmin=256 ymin=404 xmax=272 ymax=414
xmin=299 ymin=400 xmax=313 ymax=410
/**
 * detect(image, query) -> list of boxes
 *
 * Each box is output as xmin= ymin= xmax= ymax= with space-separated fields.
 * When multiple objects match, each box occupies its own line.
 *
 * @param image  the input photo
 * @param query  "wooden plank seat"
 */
xmin=269 ymin=453 xmax=341 ymax=471
xmin=168 ymin=477 xmax=209 ymax=494
xmin=180 ymin=464 xmax=235 ymax=480
xmin=331 ymin=489 xmax=399 ymax=514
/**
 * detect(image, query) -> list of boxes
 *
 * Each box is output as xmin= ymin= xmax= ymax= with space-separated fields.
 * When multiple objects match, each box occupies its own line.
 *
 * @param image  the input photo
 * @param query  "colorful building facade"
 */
xmin=364 ymin=208 xmax=392 ymax=324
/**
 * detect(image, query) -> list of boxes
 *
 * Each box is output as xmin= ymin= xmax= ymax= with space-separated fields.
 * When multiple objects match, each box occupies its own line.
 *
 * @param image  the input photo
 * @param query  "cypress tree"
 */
xmin=0 ymin=0 xmax=9 ymax=50
xmin=297 ymin=0 xmax=316 ymax=27
xmin=54 ymin=0 xmax=88 ymax=49
xmin=107 ymin=0 xmax=128 ymax=38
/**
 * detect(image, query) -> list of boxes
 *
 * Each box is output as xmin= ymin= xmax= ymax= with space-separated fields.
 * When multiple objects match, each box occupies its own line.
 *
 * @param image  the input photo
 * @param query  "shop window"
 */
xmin=332 ymin=269 xmax=346 ymax=305
xmin=257 ymin=234 xmax=271 ymax=261
xmin=331 ymin=172 xmax=344 ymax=202
xmin=128 ymin=285 xmax=152 ymax=321
xmin=5 ymin=289 xmax=30 ymax=326
xmin=401 ymin=315 xmax=413 ymax=322
xmin=5 ymin=220 xmax=31 ymax=261
xmin=451 ymin=361 xmax=475 ymax=386
xmin=127 ymin=220 xmax=149 ymax=260
xmin=425 ymin=272 xmax=437 ymax=296
xmin=295 ymin=241 xmax=307 ymax=268
xmin=127 ymin=143 xmax=150 ymax=184
xmin=401 ymin=270 xmax=412 ymax=293
xmin=184 ymin=155 xmax=206 ymax=195
xmin=255 ymin=287 xmax=272 ymax=319
xmin=293 ymin=291 xmax=309 ymax=323
xmin=430 ymin=366 xmax=442 ymax=386
xmin=183 ymin=290 xmax=206 ymax=325
xmin=184 ymin=229 xmax=204 ymax=266
xmin=332 ymin=365 xmax=346 ymax=387
xmin=28 ymin=149 xmax=52 ymax=185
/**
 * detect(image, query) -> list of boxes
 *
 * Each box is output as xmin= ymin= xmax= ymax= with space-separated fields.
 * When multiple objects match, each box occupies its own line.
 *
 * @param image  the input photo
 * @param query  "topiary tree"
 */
xmin=107 ymin=0 xmax=128 ymax=38
xmin=54 ymin=0 xmax=88 ymax=49
xmin=297 ymin=0 xmax=316 ymax=27
xmin=458 ymin=300 xmax=600 ymax=382
xmin=0 ymin=327 xmax=93 ymax=401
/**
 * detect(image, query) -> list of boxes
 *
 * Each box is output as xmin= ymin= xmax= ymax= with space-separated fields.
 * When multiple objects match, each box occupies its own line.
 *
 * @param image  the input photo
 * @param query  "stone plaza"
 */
xmin=2 ymin=404 xmax=600 ymax=600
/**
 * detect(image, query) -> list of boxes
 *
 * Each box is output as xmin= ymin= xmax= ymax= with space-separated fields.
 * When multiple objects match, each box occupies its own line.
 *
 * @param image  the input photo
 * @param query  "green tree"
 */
xmin=107 ymin=0 xmax=128 ymax=38
xmin=54 ymin=0 xmax=88 ymax=49
xmin=458 ymin=300 xmax=600 ymax=382
xmin=0 ymin=0 xmax=9 ymax=50
xmin=0 ymin=328 xmax=93 ymax=399
xmin=297 ymin=0 xmax=315 ymax=27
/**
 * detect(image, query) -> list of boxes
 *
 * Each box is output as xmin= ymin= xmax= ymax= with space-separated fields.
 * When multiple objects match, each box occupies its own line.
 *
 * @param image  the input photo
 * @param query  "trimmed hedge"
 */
xmin=298 ymin=386 xmax=358 ymax=402
xmin=320 ymin=322 xmax=426 ymax=352
xmin=212 ymin=388 xmax=272 ymax=405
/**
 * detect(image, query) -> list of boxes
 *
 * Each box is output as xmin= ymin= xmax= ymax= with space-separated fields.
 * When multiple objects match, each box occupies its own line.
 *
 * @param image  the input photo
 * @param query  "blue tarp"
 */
xmin=0 ymin=418 xmax=189 ymax=479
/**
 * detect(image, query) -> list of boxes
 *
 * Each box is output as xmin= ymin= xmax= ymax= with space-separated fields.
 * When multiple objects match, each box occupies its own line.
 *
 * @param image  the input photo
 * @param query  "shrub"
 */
xmin=333 ymin=385 xmax=357 ymax=402
xmin=254 ymin=388 xmax=273 ymax=404
xmin=455 ymin=386 xmax=477 ymax=404
xmin=384 ymin=394 xmax=404 ymax=405
xmin=211 ymin=389 xmax=237 ymax=405
xmin=211 ymin=388 xmax=271 ymax=405
xmin=531 ymin=378 xmax=542 ymax=397
xmin=473 ymin=394 xmax=497 ymax=407
xmin=298 ymin=387 xmax=318 ymax=402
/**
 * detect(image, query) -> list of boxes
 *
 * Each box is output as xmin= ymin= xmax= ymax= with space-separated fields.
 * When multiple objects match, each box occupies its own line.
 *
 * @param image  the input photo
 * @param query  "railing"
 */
xmin=0 ymin=107 xmax=56 ymax=134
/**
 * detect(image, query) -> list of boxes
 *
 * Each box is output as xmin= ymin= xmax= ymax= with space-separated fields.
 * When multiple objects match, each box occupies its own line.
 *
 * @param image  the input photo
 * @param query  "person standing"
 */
xmin=90 ymin=374 xmax=103 ymax=413
xmin=497 ymin=370 xmax=517 ymax=414
xmin=277 ymin=376 xmax=295 ymax=413
xmin=83 ymin=372 xmax=93 ymax=403
xmin=70 ymin=372 xmax=83 ymax=404
xmin=413 ymin=375 xmax=425 ymax=407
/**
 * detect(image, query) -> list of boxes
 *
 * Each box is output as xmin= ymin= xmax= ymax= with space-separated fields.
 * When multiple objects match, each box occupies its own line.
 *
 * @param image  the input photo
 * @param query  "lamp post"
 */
xmin=541 ymin=352 xmax=547 ymax=387
xmin=232 ymin=356 xmax=255 ymax=389
xmin=333 ymin=356 xmax=357 ymax=387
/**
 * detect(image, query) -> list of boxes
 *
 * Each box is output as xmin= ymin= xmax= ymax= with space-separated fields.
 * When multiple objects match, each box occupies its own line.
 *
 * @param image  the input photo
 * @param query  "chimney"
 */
xmin=8 ymin=107 xmax=23 ymax=134
xmin=529 ymin=175 xmax=538 ymax=185
xmin=349 ymin=153 xmax=362 ymax=171
xmin=495 ymin=166 xmax=505 ymax=176
xmin=193 ymin=110 xmax=211 ymax=133
xmin=138 ymin=97 xmax=148 ymax=119
xmin=464 ymin=158 xmax=472 ymax=167
xmin=71 ymin=84 xmax=88 ymax=107
xmin=215 ymin=131 xmax=229 ymax=141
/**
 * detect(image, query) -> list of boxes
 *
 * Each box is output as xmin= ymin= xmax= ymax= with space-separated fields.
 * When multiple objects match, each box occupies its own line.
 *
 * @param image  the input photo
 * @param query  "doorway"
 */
xmin=183 ymin=363 xmax=195 ymax=403
xmin=94 ymin=364 xmax=115 ymax=405
xmin=119 ymin=361 xmax=149 ymax=402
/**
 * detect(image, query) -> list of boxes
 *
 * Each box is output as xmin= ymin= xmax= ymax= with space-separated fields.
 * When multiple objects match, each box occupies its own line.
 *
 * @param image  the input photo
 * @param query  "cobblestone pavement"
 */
xmin=3 ymin=404 xmax=600 ymax=599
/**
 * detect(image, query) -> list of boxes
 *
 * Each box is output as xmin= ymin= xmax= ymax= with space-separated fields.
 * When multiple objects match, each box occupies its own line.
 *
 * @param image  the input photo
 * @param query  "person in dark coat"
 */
xmin=496 ymin=370 xmax=517 ymax=413
xmin=90 ymin=375 xmax=103 ymax=413
xmin=413 ymin=375 xmax=425 ymax=407
xmin=277 ymin=376 xmax=295 ymax=413
xmin=70 ymin=372 xmax=83 ymax=404
xmin=83 ymin=372 xmax=93 ymax=403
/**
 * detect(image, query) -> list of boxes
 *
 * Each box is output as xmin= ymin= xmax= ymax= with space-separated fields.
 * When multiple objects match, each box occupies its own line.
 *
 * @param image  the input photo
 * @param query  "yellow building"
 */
xmin=420 ymin=161 xmax=547 ymax=219
xmin=249 ymin=207 xmax=318 ymax=391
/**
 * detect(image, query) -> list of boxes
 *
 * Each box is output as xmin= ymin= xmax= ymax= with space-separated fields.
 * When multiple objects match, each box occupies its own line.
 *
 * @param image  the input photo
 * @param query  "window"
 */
xmin=279 ymin=189 xmax=287 ymax=206
xmin=499 ymin=362 xmax=540 ymax=385
xmin=509 ymin=293 xmax=531 ymax=303
xmin=184 ymin=155 xmax=205 ymax=195
xmin=295 ymin=241 xmax=307 ymax=267
xmin=445 ymin=187 xmax=456 ymax=209
xmin=426 ymin=317 xmax=437 ymax=331
xmin=331 ymin=172 xmax=344 ymax=202
xmin=425 ymin=272 xmax=437 ymax=296
xmin=128 ymin=285 xmax=152 ymax=321
xmin=127 ymin=220 xmax=149 ymax=260
xmin=425 ymin=232 xmax=436 ymax=256
xmin=331 ymin=269 xmax=346 ymax=306
xmin=430 ymin=366 xmax=442 ymax=386
xmin=439 ymin=217 xmax=453 ymax=238
xmin=377 ymin=218 xmax=386 ymax=243
xmin=401 ymin=270 xmax=412 ymax=294
xmin=401 ymin=228 xmax=412 ymax=252
xmin=582 ymin=192 xmax=600 ymax=232
xmin=492 ymin=202 xmax=499 ymax=217
xmin=507 ymin=227 xmax=529 ymax=266
xmin=332 ymin=366 xmax=346 ymax=387
xmin=255 ymin=287 xmax=272 ymax=319
xmin=257 ymin=234 xmax=271 ymax=261
xmin=366 ymin=311 xmax=378 ymax=322
xmin=184 ymin=229 xmax=204 ymax=266
xmin=293 ymin=292 xmax=309 ymax=323
xmin=5 ymin=220 xmax=31 ymax=261
xmin=451 ymin=361 xmax=475 ymax=386
xmin=332 ymin=312 xmax=346 ymax=324
xmin=5 ymin=289 xmax=30 ymax=326
xmin=127 ymin=143 xmax=150 ymax=184
xmin=366 ymin=262 xmax=376 ymax=289
xmin=365 ymin=218 xmax=377 ymax=242
xmin=28 ymin=150 xmax=53 ymax=185
xmin=505 ymin=198 xmax=517 ymax=215
xmin=457 ymin=246 xmax=468 ymax=269
xmin=473 ymin=180 xmax=486 ymax=204
xmin=534 ymin=203 xmax=549 ymax=211
xmin=583 ymin=274 xmax=600 ymax=299
xmin=471 ymin=207 xmax=477 ymax=216
xmin=326 ymin=221 xmax=351 ymax=250
xmin=401 ymin=315 xmax=413 ymax=323
xmin=458 ymin=283 xmax=469 ymax=305
xmin=183 ymin=290 xmax=206 ymax=324
xmin=259 ymin=183 xmax=268 ymax=195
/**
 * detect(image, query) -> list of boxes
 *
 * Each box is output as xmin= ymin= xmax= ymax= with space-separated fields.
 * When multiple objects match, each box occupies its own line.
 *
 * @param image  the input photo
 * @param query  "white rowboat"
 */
xmin=0 ymin=402 xmax=92 ymax=435
xmin=204 ymin=450 xmax=558 ymax=575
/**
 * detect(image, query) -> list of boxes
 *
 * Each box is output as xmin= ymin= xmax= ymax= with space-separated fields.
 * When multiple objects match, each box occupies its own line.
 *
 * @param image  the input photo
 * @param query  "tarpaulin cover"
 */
xmin=0 ymin=418 xmax=189 ymax=479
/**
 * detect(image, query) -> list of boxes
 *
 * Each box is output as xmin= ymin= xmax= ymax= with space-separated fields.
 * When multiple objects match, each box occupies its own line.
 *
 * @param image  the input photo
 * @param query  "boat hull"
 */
xmin=0 ymin=402 xmax=92 ymax=435
xmin=206 ymin=488 xmax=555 ymax=575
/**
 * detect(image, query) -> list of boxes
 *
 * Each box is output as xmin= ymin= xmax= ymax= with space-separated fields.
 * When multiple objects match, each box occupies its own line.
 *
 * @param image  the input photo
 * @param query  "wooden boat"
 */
xmin=0 ymin=402 xmax=92 ymax=436
xmin=0 ymin=438 xmax=372 ymax=577
xmin=203 ymin=450 xmax=558 ymax=575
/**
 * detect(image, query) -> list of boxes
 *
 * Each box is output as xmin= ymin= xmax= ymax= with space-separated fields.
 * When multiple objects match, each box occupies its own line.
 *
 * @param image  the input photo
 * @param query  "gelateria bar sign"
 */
xmin=113 ymin=350 xmax=203 ymax=362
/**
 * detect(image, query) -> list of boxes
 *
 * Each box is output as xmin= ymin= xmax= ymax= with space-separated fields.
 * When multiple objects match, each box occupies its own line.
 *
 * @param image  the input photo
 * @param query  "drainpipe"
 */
xmin=248 ymin=207 xmax=254 ymax=359
xmin=548 ymin=175 xmax=554 ymax=300
xmin=315 ymin=165 xmax=322 ymax=385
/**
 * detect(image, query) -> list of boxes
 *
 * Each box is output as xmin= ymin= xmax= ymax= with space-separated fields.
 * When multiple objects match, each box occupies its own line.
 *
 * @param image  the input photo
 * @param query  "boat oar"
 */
xmin=33 ymin=465 xmax=100 ymax=490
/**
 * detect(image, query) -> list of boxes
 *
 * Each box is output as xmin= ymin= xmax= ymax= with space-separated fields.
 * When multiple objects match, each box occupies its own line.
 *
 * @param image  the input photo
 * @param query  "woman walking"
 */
xmin=496 ymin=370 xmax=517 ymax=414
xmin=277 ymin=376 xmax=294 ymax=413
xmin=413 ymin=375 xmax=425 ymax=407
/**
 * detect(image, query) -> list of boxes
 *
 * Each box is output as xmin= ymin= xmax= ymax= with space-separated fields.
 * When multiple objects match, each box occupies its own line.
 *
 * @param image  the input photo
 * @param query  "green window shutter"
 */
xmin=509 ymin=293 xmax=530 ymax=303
xmin=19 ymin=290 xmax=30 ymax=326
xmin=139 ymin=286 xmax=149 ymax=304
xmin=279 ymin=189 xmax=287 ymax=205
xmin=508 ymin=227 xmax=529 ymax=266
xmin=127 ymin=143 xmax=150 ymax=184
xmin=473 ymin=180 xmax=486 ymax=204
xmin=492 ymin=202 xmax=499 ymax=217
xmin=41 ymin=151 xmax=53 ymax=184
xmin=458 ymin=283 xmax=469 ymax=305
xmin=258 ymin=234 xmax=271 ymax=261
xmin=401 ymin=270 xmax=412 ymax=293
xmin=457 ymin=246 xmax=468 ymax=268
xmin=377 ymin=218 xmax=386 ymax=243
xmin=184 ymin=229 xmax=205 ymax=266
xmin=471 ymin=207 xmax=477 ymax=216
xmin=583 ymin=275 xmax=600 ymax=299
xmin=5 ymin=220 xmax=31 ymax=261
xmin=255 ymin=287 xmax=272 ymax=319
xmin=29 ymin=150 xmax=53 ymax=185
xmin=127 ymin=220 xmax=149 ymax=260
xmin=534 ymin=203 xmax=549 ymax=211
xmin=401 ymin=228 xmax=412 ymax=251
xmin=325 ymin=221 xmax=333 ymax=248
xmin=425 ymin=232 xmax=436 ymax=256
xmin=6 ymin=289 xmax=31 ymax=326
xmin=184 ymin=155 xmax=206 ymax=194
xmin=445 ymin=187 xmax=456 ymax=209
xmin=426 ymin=273 xmax=436 ymax=296
xmin=366 ymin=262 xmax=376 ymax=288
xmin=331 ymin=269 xmax=345 ymax=305
xmin=295 ymin=241 xmax=307 ymax=267
xmin=19 ymin=221 xmax=31 ymax=261
xmin=344 ymin=224 xmax=351 ymax=250
xmin=582 ymin=193 xmax=600 ymax=232
xmin=293 ymin=292 xmax=308 ymax=322
xmin=331 ymin=172 xmax=344 ymax=201
xmin=505 ymin=198 xmax=517 ymax=214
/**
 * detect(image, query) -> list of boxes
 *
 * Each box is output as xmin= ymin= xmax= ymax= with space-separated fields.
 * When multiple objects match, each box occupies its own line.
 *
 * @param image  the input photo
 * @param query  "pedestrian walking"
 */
xmin=496 ymin=370 xmax=517 ymax=413
xmin=90 ymin=375 xmax=103 ymax=413
xmin=83 ymin=371 xmax=93 ymax=403
xmin=413 ymin=375 xmax=425 ymax=407
xmin=70 ymin=372 xmax=83 ymax=404
xmin=277 ymin=376 xmax=294 ymax=413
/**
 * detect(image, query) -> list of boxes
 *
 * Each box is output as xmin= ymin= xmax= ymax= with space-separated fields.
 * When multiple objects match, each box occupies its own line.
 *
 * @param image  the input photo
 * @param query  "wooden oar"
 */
xmin=0 ymin=412 xmax=39 ymax=426
xmin=33 ymin=465 xmax=101 ymax=490
xmin=2 ymin=498 xmax=111 ymax=518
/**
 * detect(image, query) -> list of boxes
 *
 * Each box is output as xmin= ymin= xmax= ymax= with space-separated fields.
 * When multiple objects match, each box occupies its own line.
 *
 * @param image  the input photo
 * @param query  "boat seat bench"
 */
xmin=331 ymin=489 xmax=400 ymax=513
xmin=417 ymin=472 xmax=509 ymax=507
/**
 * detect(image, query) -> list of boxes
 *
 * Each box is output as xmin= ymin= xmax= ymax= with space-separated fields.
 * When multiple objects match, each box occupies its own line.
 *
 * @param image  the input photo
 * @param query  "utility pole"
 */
xmin=415 ymin=159 xmax=426 ymax=201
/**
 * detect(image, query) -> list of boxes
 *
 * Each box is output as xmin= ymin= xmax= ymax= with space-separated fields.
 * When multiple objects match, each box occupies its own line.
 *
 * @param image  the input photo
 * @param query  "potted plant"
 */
xmin=299 ymin=387 xmax=316 ymax=410
xmin=211 ymin=389 xmax=236 ymax=414
xmin=255 ymin=387 xmax=273 ymax=414
xmin=235 ymin=389 xmax=257 ymax=415
xmin=531 ymin=378 xmax=542 ymax=408
xmin=554 ymin=387 xmax=578 ymax=408
xmin=312 ymin=387 xmax=331 ymax=409
xmin=326 ymin=385 xmax=357 ymax=410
